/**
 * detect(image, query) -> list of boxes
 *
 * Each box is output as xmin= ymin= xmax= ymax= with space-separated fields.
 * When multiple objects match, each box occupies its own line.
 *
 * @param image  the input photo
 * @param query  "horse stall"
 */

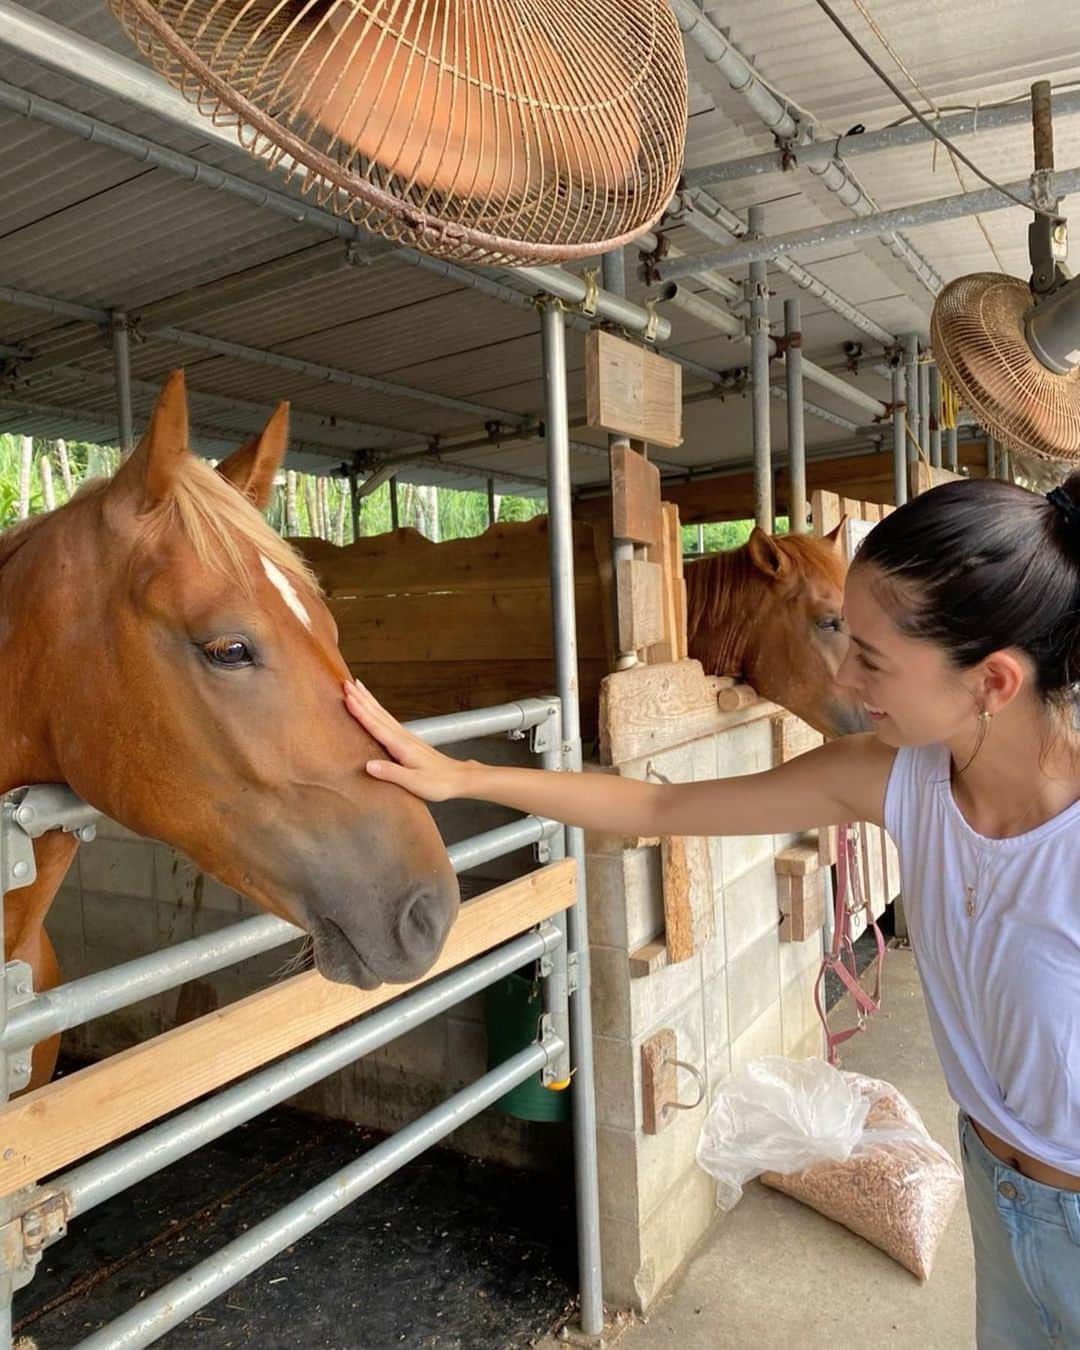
xmin=2 ymin=2 xmax=1024 ymax=1342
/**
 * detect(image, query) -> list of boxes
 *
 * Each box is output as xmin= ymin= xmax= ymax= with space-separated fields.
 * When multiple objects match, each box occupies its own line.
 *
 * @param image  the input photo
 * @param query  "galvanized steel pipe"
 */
xmin=748 ymin=206 xmax=773 ymax=530
xmin=918 ymin=358 xmax=931 ymax=464
xmin=662 ymin=167 xmax=1080 ymax=275
xmin=892 ymin=366 xmax=908 ymax=507
xmin=684 ymin=90 xmax=1080 ymax=187
xmin=904 ymin=335 xmax=920 ymax=463
xmin=540 ymin=301 xmax=604 ymax=1337
xmin=784 ymin=299 xmax=808 ymax=533
xmin=929 ymin=364 xmax=943 ymax=467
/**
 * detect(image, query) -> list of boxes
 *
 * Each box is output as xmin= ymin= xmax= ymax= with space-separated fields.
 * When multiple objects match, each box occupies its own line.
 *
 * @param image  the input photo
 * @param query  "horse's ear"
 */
xmin=746 ymin=526 xmax=790 ymax=581
xmin=824 ymin=515 xmax=849 ymax=552
xmin=108 ymin=368 xmax=190 ymax=512
xmin=216 ymin=403 xmax=290 ymax=510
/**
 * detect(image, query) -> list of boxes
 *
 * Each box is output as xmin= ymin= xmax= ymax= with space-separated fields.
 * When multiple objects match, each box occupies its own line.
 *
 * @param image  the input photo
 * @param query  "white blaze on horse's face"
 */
xmin=260 ymin=554 xmax=312 ymax=630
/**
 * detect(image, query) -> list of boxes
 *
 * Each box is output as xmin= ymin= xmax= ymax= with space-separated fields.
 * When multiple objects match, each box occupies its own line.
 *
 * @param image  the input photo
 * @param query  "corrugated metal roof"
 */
xmin=1 ymin=0 xmax=1078 ymax=488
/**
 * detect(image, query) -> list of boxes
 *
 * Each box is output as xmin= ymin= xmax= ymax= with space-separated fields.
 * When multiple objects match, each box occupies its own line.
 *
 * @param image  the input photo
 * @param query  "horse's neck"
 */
xmin=0 ymin=522 xmax=63 ymax=792
xmin=686 ymin=548 xmax=761 ymax=677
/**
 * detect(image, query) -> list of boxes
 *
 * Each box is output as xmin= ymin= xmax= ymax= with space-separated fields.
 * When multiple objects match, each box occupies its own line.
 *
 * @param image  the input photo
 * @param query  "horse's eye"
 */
xmin=816 ymin=616 xmax=842 ymax=633
xmin=202 ymin=637 xmax=254 ymax=668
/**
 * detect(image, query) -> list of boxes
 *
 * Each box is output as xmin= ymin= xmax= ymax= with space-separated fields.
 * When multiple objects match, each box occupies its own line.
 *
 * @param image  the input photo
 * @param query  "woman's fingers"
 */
xmin=344 ymin=681 xmax=422 ymax=763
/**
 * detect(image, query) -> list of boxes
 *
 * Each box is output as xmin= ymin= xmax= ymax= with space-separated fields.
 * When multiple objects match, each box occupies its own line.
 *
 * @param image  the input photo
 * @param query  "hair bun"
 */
xmin=1047 ymin=485 xmax=1080 ymax=530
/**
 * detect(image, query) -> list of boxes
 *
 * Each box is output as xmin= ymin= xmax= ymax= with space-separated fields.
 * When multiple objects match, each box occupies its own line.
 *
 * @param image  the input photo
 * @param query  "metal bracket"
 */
xmin=566 ymin=950 xmax=580 ymax=996
xmin=3 ymin=961 xmax=34 ymax=1095
xmin=534 ymin=837 xmax=554 ymax=866
xmin=0 ymin=1187 xmax=70 ymax=1292
xmin=528 ymin=705 xmax=560 ymax=758
xmin=0 ymin=799 xmax=37 ymax=895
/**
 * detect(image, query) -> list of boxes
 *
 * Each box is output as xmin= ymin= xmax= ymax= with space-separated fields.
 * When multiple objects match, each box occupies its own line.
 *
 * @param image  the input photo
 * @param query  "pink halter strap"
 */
xmin=813 ymin=823 xmax=887 ymax=1064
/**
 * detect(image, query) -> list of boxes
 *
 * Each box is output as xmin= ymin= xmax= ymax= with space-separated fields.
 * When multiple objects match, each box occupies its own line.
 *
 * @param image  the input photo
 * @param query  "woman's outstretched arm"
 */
xmin=345 ymin=681 xmax=895 ymax=837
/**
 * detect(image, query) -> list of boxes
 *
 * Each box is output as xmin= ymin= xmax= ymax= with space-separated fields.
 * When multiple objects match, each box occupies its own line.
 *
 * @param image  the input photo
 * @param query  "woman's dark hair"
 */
xmin=852 ymin=471 xmax=1080 ymax=707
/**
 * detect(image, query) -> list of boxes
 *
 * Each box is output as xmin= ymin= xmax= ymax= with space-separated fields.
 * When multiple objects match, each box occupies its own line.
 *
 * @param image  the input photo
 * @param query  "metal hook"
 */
xmin=663 ymin=1053 xmax=706 ymax=1113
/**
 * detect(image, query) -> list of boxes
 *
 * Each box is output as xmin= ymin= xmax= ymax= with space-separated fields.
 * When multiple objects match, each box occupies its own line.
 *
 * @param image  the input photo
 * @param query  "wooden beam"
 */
xmin=661 ymin=835 xmax=714 ymax=963
xmin=575 ymin=441 xmax=990 ymax=527
xmin=0 ymin=862 xmax=576 ymax=1195
xmin=610 ymin=444 xmax=663 ymax=547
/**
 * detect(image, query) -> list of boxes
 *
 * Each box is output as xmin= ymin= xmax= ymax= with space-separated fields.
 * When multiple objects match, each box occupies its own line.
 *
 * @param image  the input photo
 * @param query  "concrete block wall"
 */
xmin=43 ymin=733 xmax=563 ymax=1170
xmin=586 ymin=707 xmax=826 ymax=1312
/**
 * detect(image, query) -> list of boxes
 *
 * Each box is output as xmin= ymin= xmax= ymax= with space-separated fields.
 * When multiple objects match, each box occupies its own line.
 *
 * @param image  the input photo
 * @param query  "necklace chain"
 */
xmin=963 ymin=797 xmax=1044 ymax=919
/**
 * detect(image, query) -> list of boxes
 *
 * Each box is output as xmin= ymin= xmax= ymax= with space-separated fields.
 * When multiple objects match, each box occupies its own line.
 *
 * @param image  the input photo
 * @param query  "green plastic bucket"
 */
xmin=484 ymin=971 xmax=571 ymax=1123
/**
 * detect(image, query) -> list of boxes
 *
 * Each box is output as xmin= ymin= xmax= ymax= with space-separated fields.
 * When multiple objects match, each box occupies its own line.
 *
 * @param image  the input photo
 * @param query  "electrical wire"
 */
xmin=811 ymin=0 xmax=1061 ymax=219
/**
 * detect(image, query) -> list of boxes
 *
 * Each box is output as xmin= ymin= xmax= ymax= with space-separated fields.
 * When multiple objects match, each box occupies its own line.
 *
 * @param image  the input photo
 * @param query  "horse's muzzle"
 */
xmin=310 ymin=877 xmax=459 ymax=989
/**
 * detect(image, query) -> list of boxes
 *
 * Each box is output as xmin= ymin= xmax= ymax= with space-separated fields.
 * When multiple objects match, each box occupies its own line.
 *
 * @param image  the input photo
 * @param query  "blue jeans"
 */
xmin=958 ymin=1110 xmax=1080 ymax=1348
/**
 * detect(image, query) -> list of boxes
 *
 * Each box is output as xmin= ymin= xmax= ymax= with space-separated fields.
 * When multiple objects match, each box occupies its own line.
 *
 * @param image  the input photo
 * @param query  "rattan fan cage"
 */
xmin=931 ymin=273 xmax=1080 ymax=464
xmin=106 ymin=0 xmax=689 ymax=266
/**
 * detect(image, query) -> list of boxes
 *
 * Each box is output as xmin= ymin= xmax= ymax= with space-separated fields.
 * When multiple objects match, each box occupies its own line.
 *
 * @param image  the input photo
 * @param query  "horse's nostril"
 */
xmin=398 ymin=885 xmax=451 ymax=962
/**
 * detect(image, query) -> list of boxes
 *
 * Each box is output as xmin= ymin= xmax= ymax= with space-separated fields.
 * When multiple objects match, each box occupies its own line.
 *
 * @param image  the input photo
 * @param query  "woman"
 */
xmin=345 ymin=474 xmax=1080 ymax=1349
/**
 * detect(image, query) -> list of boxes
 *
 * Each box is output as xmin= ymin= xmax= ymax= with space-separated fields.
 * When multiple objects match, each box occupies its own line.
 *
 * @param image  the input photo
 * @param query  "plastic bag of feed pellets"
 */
xmin=697 ymin=1055 xmax=963 ymax=1280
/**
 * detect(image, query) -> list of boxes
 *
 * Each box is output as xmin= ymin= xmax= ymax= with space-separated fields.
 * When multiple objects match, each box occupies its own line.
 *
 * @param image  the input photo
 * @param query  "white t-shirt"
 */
xmin=884 ymin=742 xmax=1080 ymax=1172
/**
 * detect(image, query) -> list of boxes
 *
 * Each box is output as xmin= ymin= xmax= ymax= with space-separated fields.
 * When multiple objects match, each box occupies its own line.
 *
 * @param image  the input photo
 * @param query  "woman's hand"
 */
xmin=343 ymin=680 xmax=469 ymax=802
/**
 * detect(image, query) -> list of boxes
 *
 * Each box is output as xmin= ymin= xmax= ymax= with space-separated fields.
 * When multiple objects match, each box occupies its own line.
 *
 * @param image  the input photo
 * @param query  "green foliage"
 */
xmin=681 ymin=516 xmax=790 ymax=556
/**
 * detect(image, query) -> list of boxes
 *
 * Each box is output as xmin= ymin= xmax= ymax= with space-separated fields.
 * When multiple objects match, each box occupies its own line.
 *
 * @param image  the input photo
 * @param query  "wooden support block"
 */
xmin=778 ymin=869 xmax=825 ymax=943
xmin=817 ymin=825 xmax=839 ymax=867
xmin=661 ymin=834 xmax=714 ymax=963
xmin=586 ymin=329 xmax=683 ymax=449
xmin=775 ymin=842 xmax=822 ymax=876
xmin=0 ymin=862 xmax=576 ymax=1194
xmin=641 ymin=1028 xmax=678 ymax=1134
xmin=717 ymin=683 xmax=758 ymax=713
xmin=629 ymin=939 xmax=669 ymax=978
xmin=610 ymin=443 xmax=663 ymax=547
xmin=772 ymin=714 xmax=825 ymax=765
xmin=616 ymin=557 xmax=665 ymax=652
xmin=599 ymin=659 xmax=738 ymax=766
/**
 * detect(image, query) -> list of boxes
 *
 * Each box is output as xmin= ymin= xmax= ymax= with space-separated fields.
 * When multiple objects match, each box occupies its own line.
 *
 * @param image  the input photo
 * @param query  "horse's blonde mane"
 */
xmin=0 ymin=457 xmax=320 ymax=597
xmin=151 ymin=457 xmax=321 ymax=597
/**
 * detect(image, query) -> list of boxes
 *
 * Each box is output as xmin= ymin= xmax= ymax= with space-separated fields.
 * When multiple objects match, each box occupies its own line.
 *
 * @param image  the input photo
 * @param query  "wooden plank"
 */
xmin=772 ymin=714 xmax=824 ymax=765
xmin=294 ymin=520 xmax=602 ymax=597
xmin=342 ymin=658 xmax=610 ymax=732
xmin=641 ymin=1028 xmax=678 ymax=1134
xmin=610 ymin=444 xmax=663 ymax=547
xmin=599 ymin=660 xmax=739 ymax=766
xmin=332 ymin=582 xmax=609 ymax=663
xmin=629 ymin=939 xmax=669 ymax=978
xmin=840 ymin=496 xmax=862 ymax=526
xmin=912 ymin=461 xmax=966 ymax=496
xmin=574 ymin=441 xmax=990 ymax=528
xmin=811 ymin=489 xmax=842 ymax=537
xmin=661 ymin=834 xmax=714 ymax=963
xmin=0 ymin=862 xmax=577 ymax=1194
xmin=645 ymin=502 xmax=683 ymax=665
xmin=616 ymin=558 xmax=665 ymax=652
xmin=586 ymin=329 xmax=683 ymax=449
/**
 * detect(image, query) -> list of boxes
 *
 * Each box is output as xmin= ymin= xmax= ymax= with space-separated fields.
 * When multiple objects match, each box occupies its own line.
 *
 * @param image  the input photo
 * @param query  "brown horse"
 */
xmin=1 ymin=371 xmax=459 ymax=1089
xmin=686 ymin=524 xmax=869 ymax=738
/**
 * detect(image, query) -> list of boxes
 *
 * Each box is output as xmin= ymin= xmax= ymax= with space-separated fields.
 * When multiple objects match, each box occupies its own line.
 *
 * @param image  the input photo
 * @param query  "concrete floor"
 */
xmin=582 ymin=947 xmax=976 ymax=1349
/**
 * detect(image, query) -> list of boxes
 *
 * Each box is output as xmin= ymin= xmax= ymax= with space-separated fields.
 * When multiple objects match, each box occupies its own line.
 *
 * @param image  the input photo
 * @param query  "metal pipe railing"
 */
xmin=784 ymin=299 xmax=807 ymax=533
xmin=1 ymin=815 xmax=560 ymax=1055
xmin=662 ymin=166 xmax=1080 ymax=275
xmin=747 ymin=205 xmax=773 ymax=530
xmin=57 ymin=927 xmax=559 ymax=1219
xmin=685 ymin=89 xmax=1080 ymax=186
xmin=892 ymin=366 xmax=908 ymax=507
xmin=71 ymin=1038 xmax=564 ymax=1350
xmin=540 ymin=301 xmax=603 ymax=1337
